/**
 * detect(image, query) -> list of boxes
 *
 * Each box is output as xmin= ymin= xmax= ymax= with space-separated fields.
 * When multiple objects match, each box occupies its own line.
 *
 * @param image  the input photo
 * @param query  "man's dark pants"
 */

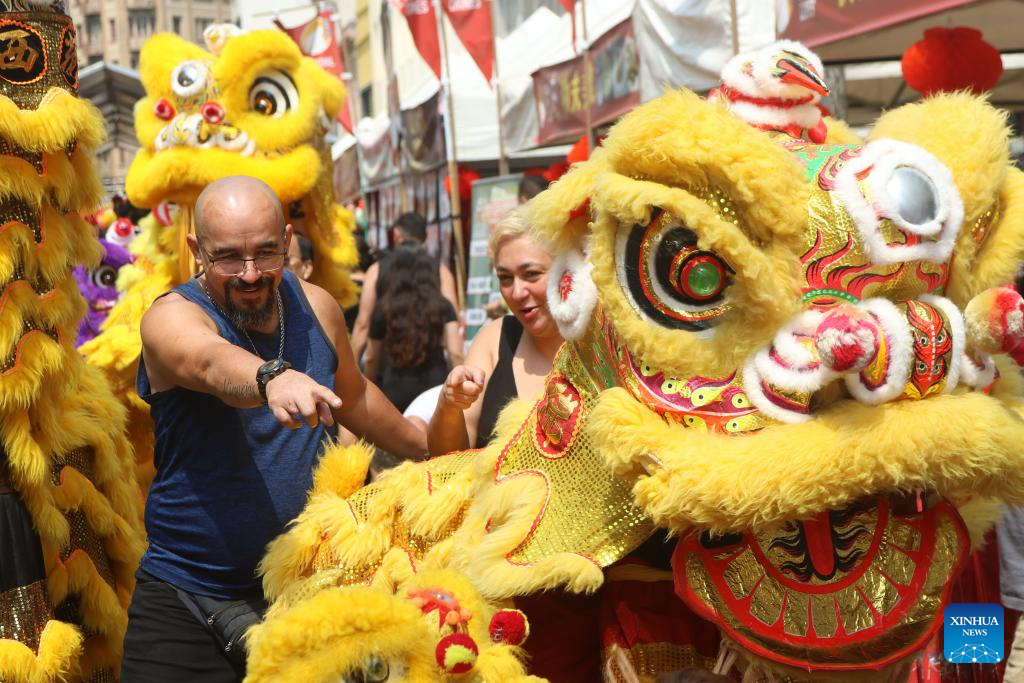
xmin=121 ymin=571 xmax=255 ymax=683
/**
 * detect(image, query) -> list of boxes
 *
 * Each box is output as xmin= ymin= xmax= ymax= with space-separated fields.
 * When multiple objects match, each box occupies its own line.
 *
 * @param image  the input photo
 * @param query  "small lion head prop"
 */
xmin=529 ymin=41 xmax=1024 ymax=679
xmin=125 ymin=25 xmax=357 ymax=304
xmin=245 ymin=569 xmax=534 ymax=683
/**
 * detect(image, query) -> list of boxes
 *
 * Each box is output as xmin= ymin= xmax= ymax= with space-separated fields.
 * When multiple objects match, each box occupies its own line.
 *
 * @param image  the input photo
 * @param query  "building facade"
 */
xmin=68 ymin=0 xmax=235 ymax=195
xmin=69 ymin=0 xmax=235 ymax=70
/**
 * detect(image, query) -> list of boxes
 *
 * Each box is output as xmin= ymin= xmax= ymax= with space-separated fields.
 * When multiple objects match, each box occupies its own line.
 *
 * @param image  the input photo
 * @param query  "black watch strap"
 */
xmin=256 ymin=359 xmax=292 ymax=402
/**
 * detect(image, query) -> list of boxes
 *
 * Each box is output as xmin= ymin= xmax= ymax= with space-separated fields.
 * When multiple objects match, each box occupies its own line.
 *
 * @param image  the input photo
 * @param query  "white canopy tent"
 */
xmin=362 ymin=0 xmax=778 ymax=162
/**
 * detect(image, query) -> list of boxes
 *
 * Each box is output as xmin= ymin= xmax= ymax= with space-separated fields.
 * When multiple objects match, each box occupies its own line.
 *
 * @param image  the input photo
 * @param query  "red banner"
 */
xmin=397 ymin=0 xmax=442 ymax=79
xmin=532 ymin=18 xmax=640 ymax=146
xmin=442 ymin=0 xmax=493 ymax=83
xmin=274 ymin=10 xmax=354 ymax=133
xmin=779 ymin=0 xmax=979 ymax=47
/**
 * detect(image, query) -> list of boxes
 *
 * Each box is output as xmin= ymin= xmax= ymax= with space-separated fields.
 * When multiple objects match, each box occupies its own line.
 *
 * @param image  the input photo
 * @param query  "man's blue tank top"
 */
xmin=137 ymin=270 xmax=338 ymax=598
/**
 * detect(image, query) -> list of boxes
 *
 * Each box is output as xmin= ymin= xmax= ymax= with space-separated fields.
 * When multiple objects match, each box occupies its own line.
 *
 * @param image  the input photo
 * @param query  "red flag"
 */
xmin=558 ymin=0 xmax=577 ymax=54
xmin=396 ymin=0 xmax=442 ymax=79
xmin=442 ymin=0 xmax=493 ymax=83
xmin=275 ymin=10 xmax=354 ymax=133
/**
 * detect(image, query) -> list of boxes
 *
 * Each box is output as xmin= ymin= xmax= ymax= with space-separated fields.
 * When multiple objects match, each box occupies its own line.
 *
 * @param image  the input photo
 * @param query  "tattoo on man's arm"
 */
xmin=222 ymin=380 xmax=260 ymax=401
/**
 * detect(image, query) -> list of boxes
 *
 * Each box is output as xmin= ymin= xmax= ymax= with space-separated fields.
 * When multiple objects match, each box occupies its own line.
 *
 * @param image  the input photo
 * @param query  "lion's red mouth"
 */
xmin=673 ymin=496 xmax=969 ymax=672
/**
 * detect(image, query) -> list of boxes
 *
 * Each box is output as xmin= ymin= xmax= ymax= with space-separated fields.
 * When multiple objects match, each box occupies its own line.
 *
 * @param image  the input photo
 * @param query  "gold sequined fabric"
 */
xmin=497 ymin=341 xmax=655 ymax=566
xmin=0 ymin=7 xmax=76 ymax=109
xmin=603 ymin=642 xmax=716 ymax=682
xmin=0 ymin=579 xmax=51 ymax=652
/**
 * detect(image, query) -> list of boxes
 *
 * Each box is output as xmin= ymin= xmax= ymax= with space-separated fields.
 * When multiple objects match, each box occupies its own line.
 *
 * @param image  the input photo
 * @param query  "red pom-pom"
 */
xmin=435 ymin=632 xmax=478 ymax=674
xmin=489 ymin=609 xmax=529 ymax=646
xmin=901 ymin=27 xmax=1003 ymax=96
xmin=153 ymin=97 xmax=176 ymax=121
xmin=112 ymin=217 xmax=134 ymax=240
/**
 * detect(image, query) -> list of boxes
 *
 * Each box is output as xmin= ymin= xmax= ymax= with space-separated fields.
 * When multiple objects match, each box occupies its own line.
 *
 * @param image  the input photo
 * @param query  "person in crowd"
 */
xmin=999 ymin=265 xmax=1024 ymax=682
xmin=343 ymin=229 xmax=377 ymax=331
xmin=350 ymin=212 xmax=457 ymax=362
xmin=122 ymin=176 xmax=426 ymax=682
xmin=517 ymin=173 xmax=549 ymax=204
xmin=427 ymin=206 xmax=563 ymax=455
xmin=285 ymin=231 xmax=314 ymax=281
xmin=364 ymin=244 xmax=464 ymax=413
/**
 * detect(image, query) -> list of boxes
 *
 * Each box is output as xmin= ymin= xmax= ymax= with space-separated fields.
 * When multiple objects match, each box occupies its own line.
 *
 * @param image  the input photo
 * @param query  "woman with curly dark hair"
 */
xmin=364 ymin=244 xmax=463 ymax=413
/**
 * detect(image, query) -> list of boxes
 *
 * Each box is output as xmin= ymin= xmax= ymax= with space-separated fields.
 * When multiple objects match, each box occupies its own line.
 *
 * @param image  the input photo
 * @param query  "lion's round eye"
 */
xmin=617 ymin=209 xmax=732 ymax=332
xmin=887 ymin=166 xmax=938 ymax=226
xmin=670 ymin=252 xmax=727 ymax=302
xmin=344 ymin=655 xmax=391 ymax=683
xmin=170 ymin=61 xmax=209 ymax=98
xmin=91 ymin=264 xmax=117 ymax=289
xmin=249 ymin=70 xmax=298 ymax=118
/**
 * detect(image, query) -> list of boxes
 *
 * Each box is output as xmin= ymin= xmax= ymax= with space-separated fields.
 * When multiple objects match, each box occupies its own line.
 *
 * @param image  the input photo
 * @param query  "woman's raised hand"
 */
xmin=441 ymin=365 xmax=486 ymax=411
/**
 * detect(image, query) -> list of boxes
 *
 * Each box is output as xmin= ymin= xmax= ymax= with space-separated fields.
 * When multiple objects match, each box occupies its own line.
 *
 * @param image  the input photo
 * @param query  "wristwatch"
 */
xmin=256 ymin=358 xmax=292 ymax=403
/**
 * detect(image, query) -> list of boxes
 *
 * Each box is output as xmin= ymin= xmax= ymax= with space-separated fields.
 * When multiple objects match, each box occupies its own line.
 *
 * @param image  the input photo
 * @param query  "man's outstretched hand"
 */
xmin=265 ymin=369 xmax=343 ymax=429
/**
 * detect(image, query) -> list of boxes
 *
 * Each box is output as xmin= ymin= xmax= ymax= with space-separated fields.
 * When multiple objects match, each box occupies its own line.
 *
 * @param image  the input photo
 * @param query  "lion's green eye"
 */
xmin=618 ymin=207 xmax=733 ymax=332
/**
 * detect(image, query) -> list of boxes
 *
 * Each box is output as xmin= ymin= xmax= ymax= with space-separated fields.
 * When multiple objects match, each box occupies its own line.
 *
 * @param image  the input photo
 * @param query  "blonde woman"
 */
xmin=427 ymin=207 xmax=563 ymax=455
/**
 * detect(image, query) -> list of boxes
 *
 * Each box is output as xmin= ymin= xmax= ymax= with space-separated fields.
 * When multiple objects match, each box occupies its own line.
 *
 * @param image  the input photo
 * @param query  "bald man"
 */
xmin=122 ymin=176 xmax=426 ymax=682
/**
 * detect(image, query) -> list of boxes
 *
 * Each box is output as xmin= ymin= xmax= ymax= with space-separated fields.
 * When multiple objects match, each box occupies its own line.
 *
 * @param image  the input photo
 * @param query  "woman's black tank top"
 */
xmin=474 ymin=315 xmax=524 ymax=449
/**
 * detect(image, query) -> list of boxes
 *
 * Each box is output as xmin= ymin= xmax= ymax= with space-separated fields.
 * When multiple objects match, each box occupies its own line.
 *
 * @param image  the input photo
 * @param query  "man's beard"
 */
xmin=223 ymin=276 xmax=276 ymax=329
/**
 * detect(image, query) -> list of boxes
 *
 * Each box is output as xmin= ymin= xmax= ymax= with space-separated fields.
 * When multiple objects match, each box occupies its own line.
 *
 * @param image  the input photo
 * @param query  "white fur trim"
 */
xmin=833 ymin=139 xmax=963 ymax=265
xmin=724 ymin=99 xmax=822 ymax=131
xmin=742 ymin=356 xmax=813 ymax=425
xmin=959 ymin=353 xmax=998 ymax=390
xmin=816 ymin=323 xmax=878 ymax=372
xmin=769 ymin=310 xmax=824 ymax=369
xmin=547 ymin=248 xmax=597 ymax=341
xmin=844 ymin=298 xmax=913 ymax=405
xmin=745 ymin=310 xmax=835 ymax=405
xmin=721 ymin=40 xmax=825 ymax=101
xmin=920 ymin=294 xmax=965 ymax=393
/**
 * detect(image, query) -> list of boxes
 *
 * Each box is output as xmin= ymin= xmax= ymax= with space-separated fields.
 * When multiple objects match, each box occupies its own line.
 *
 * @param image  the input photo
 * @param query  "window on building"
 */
xmin=108 ymin=17 xmax=116 ymax=41
xmin=85 ymin=13 xmax=100 ymax=45
xmin=361 ymin=85 xmax=372 ymax=118
xmin=172 ymin=15 xmax=181 ymax=34
xmin=128 ymin=9 xmax=156 ymax=39
xmin=130 ymin=51 xmax=140 ymax=70
xmin=195 ymin=17 xmax=213 ymax=38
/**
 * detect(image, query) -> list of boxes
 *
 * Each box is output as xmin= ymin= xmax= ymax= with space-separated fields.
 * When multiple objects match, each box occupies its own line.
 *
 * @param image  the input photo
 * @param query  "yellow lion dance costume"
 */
xmin=81 ymin=25 xmax=358 ymax=488
xmin=255 ymin=40 xmax=1024 ymax=682
xmin=0 ymin=3 xmax=144 ymax=681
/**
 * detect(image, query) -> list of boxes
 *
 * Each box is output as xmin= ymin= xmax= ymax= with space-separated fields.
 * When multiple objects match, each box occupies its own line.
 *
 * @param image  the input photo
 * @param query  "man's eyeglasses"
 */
xmin=200 ymin=247 xmax=288 ymax=277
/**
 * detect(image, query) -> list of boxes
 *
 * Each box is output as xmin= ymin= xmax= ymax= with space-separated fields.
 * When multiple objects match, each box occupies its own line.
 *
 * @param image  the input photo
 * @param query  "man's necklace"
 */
xmin=200 ymin=280 xmax=285 ymax=361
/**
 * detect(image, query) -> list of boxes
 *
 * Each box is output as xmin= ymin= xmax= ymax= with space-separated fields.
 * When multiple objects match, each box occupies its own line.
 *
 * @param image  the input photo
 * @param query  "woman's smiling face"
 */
xmin=495 ymin=235 xmax=557 ymax=338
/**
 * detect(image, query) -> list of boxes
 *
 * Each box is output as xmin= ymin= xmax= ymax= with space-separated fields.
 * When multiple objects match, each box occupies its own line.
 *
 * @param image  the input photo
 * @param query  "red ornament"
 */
xmin=153 ymin=97 xmax=176 ymax=121
xmin=542 ymin=161 xmax=568 ymax=183
xmin=443 ymin=166 xmax=481 ymax=200
xmin=567 ymin=134 xmax=589 ymax=165
xmin=488 ymin=609 xmax=529 ymax=646
xmin=111 ymin=218 xmax=134 ymax=240
xmin=558 ymin=271 xmax=574 ymax=302
xmin=201 ymin=101 xmax=226 ymax=124
xmin=435 ymin=632 xmax=478 ymax=674
xmin=901 ymin=27 xmax=1003 ymax=96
